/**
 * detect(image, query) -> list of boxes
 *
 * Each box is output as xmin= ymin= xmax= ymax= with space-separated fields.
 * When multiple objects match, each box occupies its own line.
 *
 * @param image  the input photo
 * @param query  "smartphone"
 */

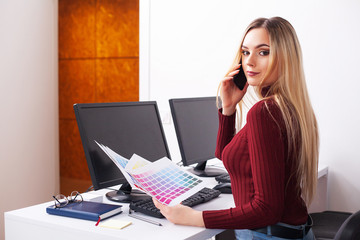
xmin=232 ymin=62 xmax=247 ymax=90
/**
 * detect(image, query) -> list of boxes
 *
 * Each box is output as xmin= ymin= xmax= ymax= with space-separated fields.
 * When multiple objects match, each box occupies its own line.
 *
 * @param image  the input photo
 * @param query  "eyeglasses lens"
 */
xmin=70 ymin=191 xmax=83 ymax=203
xmin=54 ymin=194 xmax=68 ymax=208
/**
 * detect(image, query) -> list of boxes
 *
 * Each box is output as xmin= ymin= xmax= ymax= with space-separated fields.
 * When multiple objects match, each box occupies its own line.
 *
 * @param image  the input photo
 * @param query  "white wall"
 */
xmin=0 ymin=0 xmax=59 ymax=239
xmin=140 ymin=0 xmax=360 ymax=212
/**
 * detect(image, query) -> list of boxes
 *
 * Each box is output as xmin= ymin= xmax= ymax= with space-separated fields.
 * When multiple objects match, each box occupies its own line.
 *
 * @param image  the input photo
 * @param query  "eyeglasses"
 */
xmin=52 ymin=191 xmax=83 ymax=208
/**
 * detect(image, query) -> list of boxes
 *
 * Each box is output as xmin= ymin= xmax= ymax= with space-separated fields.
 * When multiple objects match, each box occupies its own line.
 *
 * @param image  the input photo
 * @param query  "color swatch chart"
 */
xmin=131 ymin=157 xmax=206 ymax=206
xmin=96 ymin=141 xmax=207 ymax=206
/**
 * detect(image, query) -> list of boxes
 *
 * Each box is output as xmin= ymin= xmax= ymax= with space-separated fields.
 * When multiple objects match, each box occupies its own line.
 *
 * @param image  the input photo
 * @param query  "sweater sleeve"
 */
xmin=203 ymin=101 xmax=286 ymax=229
xmin=214 ymin=109 xmax=236 ymax=160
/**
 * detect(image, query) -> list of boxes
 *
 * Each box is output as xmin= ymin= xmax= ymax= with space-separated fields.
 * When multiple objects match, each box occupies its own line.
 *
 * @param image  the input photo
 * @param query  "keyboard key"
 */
xmin=129 ymin=187 xmax=221 ymax=218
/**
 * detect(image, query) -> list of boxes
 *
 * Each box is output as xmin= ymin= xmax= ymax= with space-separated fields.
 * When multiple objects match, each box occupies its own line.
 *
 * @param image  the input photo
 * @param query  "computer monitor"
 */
xmin=169 ymin=97 xmax=226 ymax=177
xmin=73 ymin=101 xmax=171 ymax=203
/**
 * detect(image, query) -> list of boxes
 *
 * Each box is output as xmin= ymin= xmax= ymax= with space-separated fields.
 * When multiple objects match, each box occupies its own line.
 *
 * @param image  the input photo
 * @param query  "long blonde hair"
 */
xmin=222 ymin=17 xmax=319 ymax=206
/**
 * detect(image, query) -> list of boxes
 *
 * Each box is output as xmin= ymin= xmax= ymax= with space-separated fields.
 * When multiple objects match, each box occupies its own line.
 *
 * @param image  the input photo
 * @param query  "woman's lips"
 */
xmin=247 ymin=71 xmax=259 ymax=77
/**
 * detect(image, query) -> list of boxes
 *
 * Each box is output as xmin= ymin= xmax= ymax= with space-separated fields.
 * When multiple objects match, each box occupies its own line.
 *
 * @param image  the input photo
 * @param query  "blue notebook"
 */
xmin=46 ymin=201 xmax=122 ymax=221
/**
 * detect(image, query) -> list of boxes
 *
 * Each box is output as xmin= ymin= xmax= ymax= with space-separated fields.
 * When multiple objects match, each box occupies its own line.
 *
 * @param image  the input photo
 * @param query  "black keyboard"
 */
xmin=129 ymin=187 xmax=221 ymax=218
xmin=215 ymin=173 xmax=231 ymax=183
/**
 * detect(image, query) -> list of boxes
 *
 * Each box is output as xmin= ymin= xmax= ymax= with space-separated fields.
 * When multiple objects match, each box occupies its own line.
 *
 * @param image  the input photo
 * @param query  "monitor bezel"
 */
xmin=73 ymin=101 xmax=171 ymax=191
xmin=169 ymin=96 xmax=219 ymax=166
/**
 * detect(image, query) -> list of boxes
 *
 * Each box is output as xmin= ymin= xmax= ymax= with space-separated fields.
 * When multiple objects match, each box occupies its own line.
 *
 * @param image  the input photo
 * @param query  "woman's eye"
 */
xmin=259 ymin=50 xmax=270 ymax=56
xmin=242 ymin=50 xmax=250 ymax=56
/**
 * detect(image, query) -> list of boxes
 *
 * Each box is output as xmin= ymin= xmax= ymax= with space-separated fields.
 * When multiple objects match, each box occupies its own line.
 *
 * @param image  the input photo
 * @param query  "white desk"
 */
xmin=309 ymin=164 xmax=329 ymax=213
xmin=5 ymin=165 xmax=328 ymax=240
xmin=5 ymin=178 xmax=234 ymax=240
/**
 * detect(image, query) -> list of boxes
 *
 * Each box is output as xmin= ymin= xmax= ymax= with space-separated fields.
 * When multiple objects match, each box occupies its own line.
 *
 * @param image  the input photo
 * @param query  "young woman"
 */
xmin=153 ymin=17 xmax=319 ymax=240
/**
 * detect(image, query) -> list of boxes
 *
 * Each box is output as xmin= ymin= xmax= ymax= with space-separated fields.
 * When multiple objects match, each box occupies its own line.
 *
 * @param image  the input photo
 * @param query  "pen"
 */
xmin=128 ymin=213 xmax=162 ymax=226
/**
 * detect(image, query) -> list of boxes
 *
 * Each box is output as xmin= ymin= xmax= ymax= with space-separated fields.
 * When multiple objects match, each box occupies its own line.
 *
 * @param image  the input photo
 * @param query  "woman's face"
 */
xmin=241 ymin=27 xmax=278 ymax=86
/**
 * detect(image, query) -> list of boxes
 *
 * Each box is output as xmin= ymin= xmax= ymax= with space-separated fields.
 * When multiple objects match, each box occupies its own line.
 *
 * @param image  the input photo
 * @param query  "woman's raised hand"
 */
xmin=220 ymin=64 xmax=248 ymax=115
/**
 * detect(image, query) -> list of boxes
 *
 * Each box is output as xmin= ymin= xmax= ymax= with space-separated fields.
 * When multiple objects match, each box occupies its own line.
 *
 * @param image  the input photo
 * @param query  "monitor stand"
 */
xmin=188 ymin=161 xmax=226 ymax=177
xmin=105 ymin=183 xmax=150 ymax=203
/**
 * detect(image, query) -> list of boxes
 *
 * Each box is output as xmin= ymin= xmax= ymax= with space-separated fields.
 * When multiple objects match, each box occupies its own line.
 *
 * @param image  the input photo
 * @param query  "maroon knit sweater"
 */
xmin=203 ymin=99 xmax=308 ymax=229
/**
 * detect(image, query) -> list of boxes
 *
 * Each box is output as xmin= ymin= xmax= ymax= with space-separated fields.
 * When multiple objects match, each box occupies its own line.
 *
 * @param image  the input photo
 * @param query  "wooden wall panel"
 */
xmin=59 ymin=119 xmax=88 ymax=179
xmin=59 ymin=0 xmax=96 ymax=59
xmin=58 ymin=0 xmax=139 ymax=195
xmin=96 ymin=0 xmax=139 ymax=57
xmin=96 ymin=58 xmax=139 ymax=102
xmin=59 ymin=60 xmax=96 ymax=119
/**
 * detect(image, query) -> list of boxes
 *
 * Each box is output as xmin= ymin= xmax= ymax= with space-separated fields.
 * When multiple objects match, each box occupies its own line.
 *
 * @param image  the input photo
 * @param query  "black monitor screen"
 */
xmin=169 ymin=97 xmax=224 ymax=177
xmin=74 ymin=102 xmax=171 ymax=196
